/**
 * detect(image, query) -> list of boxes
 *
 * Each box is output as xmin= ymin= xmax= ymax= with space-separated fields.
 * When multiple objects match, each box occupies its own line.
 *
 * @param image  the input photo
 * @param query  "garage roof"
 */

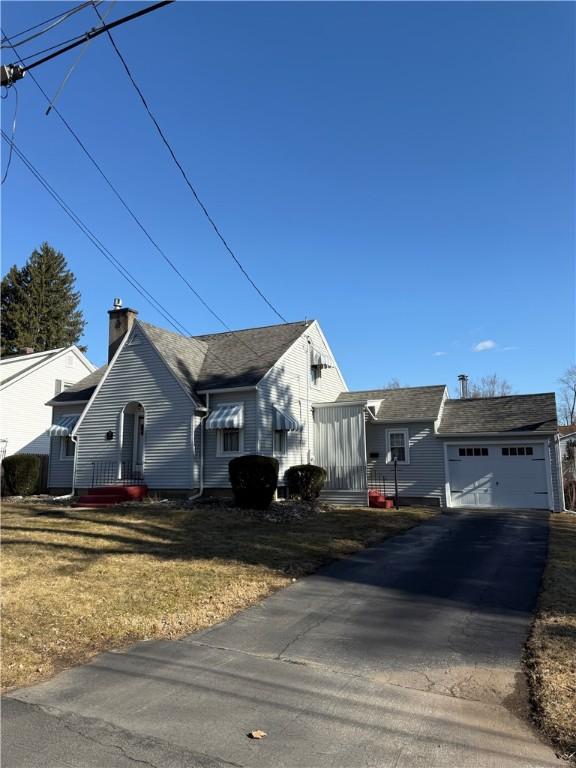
xmin=438 ymin=393 xmax=558 ymax=434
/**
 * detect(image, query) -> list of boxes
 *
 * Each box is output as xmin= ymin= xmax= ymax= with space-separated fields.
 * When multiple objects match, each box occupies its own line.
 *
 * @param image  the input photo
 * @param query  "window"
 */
xmin=222 ymin=429 xmax=240 ymax=453
xmin=501 ymin=446 xmax=534 ymax=457
xmin=459 ymin=447 xmax=489 ymax=457
xmin=310 ymin=365 xmax=321 ymax=386
xmin=273 ymin=430 xmax=287 ymax=455
xmin=387 ymin=430 xmax=409 ymax=464
xmin=60 ymin=437 xmax=75 ymax=460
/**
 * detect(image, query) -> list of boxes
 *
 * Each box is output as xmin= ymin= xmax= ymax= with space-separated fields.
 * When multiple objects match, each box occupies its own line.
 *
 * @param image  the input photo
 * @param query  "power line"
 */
xmin=0 ymin=131 xmax=271 ymax=375
xmin=93 ymin=3 xmax=288 ymax=324
xmin=0 ymin=128 xmax=191 ymax=338
xmin=1 ymin=85 xmax=18 ymax=184
xmin=0 ymin=1 xmax=100 ymax=49
xmin=1 ymin=30 xmax=282 ymax=366
xmin=14 ymin=32 xmax=90 ymax=64
xmin=1 ymin=1 xmax=174 ymax=84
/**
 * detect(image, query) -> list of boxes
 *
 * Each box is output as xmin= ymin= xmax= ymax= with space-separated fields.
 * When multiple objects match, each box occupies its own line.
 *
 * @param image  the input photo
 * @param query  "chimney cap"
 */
xmin=113 ymin=298 xmax=123 ymax=309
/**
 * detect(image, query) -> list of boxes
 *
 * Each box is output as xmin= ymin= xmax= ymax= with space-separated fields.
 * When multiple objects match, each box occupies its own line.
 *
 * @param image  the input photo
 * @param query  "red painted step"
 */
xmin=74 ymin=484 xmax=148 ymax=508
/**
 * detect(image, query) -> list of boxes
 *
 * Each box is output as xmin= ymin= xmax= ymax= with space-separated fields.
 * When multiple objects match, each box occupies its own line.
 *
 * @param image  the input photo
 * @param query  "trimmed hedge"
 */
xmin=285 ymin=464 xmax=327 ymax=501
xmin=229 ymin=455 xmax=279 ymax=510
xmin=2 ymin=454 xmax=43 ymax=496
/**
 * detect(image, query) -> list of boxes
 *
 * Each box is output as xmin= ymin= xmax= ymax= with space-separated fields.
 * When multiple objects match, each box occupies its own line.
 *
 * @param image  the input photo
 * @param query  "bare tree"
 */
xmin=468 ymin=374 xmax=514 ymax=398
xmin=558 ymin=365 xmax=576 ymax=426
xmin=383 ymin=378 xmax=405 ymax=389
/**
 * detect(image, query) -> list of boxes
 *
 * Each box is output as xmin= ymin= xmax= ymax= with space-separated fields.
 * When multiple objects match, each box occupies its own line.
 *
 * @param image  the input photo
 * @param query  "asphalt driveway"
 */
xmin=3 ymin=509 xmax=562 ymax=767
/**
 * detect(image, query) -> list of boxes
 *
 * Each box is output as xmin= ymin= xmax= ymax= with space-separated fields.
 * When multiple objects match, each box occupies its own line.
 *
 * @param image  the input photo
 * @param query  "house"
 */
xmin=0 ymin=346 xmax=95 ymax=457
xmin=46 ymin=302 xmax=564 ymax=512
xmin=46 ymin=302 xmax=345 ymax=496
xmin=558 ymin=425 xmax=576 ymax=460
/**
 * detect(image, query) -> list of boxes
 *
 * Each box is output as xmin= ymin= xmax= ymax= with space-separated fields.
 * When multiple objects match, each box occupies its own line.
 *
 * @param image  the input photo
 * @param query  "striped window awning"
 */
xmin=310 ymin=347 xmax=333 ymax=369
xmin=273 ymin=406 xmax=301 ymax=432
xmin=206 ymin=404 xmax=244 ymax=430
xmin=47 ymin=415 xmax=79 ymax=437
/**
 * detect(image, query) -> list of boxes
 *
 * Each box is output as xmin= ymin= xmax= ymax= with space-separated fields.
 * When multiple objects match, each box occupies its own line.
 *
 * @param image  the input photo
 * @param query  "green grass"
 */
xmin=2 ymin=501 xmax=436 ymax=691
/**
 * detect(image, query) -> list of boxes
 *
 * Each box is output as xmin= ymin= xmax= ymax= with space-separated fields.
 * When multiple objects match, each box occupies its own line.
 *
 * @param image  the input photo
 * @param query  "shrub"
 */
xmin=286 ymin=464 xmax=327 ymax=501
xmin=2 ymin=454 xmax=42 ymax=496
xmin=228 ymin=455 xmax=279 ymax=510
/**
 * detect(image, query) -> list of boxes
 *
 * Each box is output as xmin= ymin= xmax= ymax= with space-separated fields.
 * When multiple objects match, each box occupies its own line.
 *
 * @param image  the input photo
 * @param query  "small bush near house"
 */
xmin=2 ymin=454 xmax=42 ymax=496
xmin=229 ymin=455 xmax=279 ymax=510
xmin=286 ymin=464 xmax=327 ymax=501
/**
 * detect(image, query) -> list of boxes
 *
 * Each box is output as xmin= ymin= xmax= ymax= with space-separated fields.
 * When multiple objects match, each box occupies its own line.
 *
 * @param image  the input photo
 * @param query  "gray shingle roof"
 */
xmin=437 ymin=394 xmax=558 ymax=434
xmin=50 ymin=366 xmax=106 ymax=403
xmin=336 ymin=385 xmax=446 ymax=421
xmin=193 ymin=321 xmax=310 ymax=390
xmin=50 ymin=320 xmax=311 ymax=405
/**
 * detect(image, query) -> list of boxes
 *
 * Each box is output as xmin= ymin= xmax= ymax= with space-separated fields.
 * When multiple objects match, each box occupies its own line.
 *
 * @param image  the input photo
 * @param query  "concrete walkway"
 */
xmin=3 ymin=509 xmax=562 ymax=767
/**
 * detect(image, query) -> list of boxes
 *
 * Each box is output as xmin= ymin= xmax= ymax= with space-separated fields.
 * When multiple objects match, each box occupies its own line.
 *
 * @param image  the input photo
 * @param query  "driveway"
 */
xmin=3 ymin=509 xmax=561 ymax=767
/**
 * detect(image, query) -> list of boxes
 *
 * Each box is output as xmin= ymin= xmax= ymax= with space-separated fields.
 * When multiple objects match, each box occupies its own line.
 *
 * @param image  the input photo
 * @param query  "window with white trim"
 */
xmin=217 ymin=428 xmax=243 ymax=456
xmin=60 ymin=437 xmax=75 ymax=460
xmin=310 ymin=364 xmax=321 ymax=386
xmin=386 ymin=429 xmax=410 ymax=464
xmin=273 ymin=429 xmax=287 ymax=455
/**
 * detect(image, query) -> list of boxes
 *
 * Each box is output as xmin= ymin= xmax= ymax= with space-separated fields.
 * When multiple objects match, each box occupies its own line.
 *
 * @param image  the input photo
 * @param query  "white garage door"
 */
xmin=447 ymin=444 xmax=549 ymax=509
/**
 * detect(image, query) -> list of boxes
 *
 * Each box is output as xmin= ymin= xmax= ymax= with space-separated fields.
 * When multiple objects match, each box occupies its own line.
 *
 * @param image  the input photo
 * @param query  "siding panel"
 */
xmin=47 ymin=403 xmax=86 ymax=490
xmin=74 ymin=333 xmax=197 ymax=490
xmin=257 ymin=322 xmax=346 ymax=484
xmin=366 ymin=422 xmax=446 ymax=502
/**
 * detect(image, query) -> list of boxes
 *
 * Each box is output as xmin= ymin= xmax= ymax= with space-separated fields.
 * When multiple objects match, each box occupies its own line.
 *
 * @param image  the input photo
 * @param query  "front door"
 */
xmin=134 ymin=414 xmax=145 ymax=477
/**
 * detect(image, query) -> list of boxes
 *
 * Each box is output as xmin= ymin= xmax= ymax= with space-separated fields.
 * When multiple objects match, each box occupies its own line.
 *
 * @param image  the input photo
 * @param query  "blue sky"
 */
xmin=1 ymin=1 xmax=574 ymax=395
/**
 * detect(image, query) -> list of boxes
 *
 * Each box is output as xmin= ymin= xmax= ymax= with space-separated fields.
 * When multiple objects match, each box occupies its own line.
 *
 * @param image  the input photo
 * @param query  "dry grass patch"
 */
xmin=1 ymin=501 xmax=435 ymax=691
xmin=526 ymin=513 xmax=576 ymax=761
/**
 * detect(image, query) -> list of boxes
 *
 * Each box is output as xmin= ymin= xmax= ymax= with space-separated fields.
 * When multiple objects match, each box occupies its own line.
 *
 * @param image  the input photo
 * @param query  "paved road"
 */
xmin=3 ymin=509 xmax=562 ymax=767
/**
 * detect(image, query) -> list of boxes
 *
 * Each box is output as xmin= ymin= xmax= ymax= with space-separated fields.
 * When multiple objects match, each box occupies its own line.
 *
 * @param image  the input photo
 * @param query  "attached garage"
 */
xmin=438 ymin=393 xmax=562 ymax=512
xmin=446 ymin=443 xmax=550 ymax=509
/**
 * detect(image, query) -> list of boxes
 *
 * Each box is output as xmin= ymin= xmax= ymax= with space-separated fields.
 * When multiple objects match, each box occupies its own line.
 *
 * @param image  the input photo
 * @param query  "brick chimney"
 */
xmin=108 ymin=298 xmax=138 ymax=362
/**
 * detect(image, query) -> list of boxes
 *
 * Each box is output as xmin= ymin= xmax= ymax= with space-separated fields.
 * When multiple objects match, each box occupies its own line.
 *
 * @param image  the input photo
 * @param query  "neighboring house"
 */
xmin=46 ymin=302 xmax=564 ymax=511
xmin=1 ymin=346 xmax=96 ymax=456
xmin=558 ymin=425 xmax=576 ymax=461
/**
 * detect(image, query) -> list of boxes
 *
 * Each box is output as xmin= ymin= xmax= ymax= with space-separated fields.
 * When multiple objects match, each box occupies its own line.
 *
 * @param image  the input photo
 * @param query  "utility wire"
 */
xmin=2 ymin=30 xmax=283 ymax=366
xmin=45 ymin=1 xmax=116 ymax=115
xmin=0 ymin=131 xmax=272 ymax=374
xmin=0 ymin=1 xmax=101 ymax=49
xmin=14 ymin=32 xmax=90 ymax=63
xmin=93 ymin=3 xmax=288 ymax=324
xmin=0 ymin=129 xmax=191 ymax=337
xmin=1 ymin=85 xmax=18 ymax=184
xmin=8 ymin=1 xmax=174 ymax=76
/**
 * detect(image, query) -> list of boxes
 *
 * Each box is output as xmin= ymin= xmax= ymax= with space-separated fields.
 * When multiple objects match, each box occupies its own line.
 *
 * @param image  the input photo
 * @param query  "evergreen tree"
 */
xmin=1 ymin=243 xmax=86 ymax=354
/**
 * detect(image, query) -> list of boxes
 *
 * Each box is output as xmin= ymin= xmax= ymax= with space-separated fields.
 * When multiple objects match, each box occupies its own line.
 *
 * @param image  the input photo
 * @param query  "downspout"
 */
xmin=188 ymin=393 xmax=209 ymax=502
xmin=554 ymin=433 xmax=567 ymax=512
xmin=71 ymin=434 xmax=79 ymax=496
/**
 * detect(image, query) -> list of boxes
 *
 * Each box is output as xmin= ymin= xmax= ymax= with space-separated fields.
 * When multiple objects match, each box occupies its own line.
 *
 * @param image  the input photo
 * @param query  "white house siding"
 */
xmin=203 ymin=390 xmax=258 ymax=488
xmin=257 ymin=322 xmax=346 ymax=484
xmin=1 ymin=349 xmax=94 ymax=456
xmin=47 ymin=403 xmax=86 ymax=490
xmin=366 ymin=422 xmax=445 ymax=504
xmin=74 ymin=333 xmax=197 ymax=490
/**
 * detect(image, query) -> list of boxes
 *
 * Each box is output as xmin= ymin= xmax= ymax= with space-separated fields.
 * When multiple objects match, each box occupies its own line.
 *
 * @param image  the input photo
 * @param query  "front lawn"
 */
xmin=2 ymin=501 xmax=436 ymax=691
xmin=525 ymin=512 xmax=576 ymax=761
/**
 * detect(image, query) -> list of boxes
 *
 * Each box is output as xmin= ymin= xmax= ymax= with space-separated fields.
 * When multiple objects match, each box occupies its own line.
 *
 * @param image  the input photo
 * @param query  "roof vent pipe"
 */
xmin=458 ymin=374 xmax=469 ymax=399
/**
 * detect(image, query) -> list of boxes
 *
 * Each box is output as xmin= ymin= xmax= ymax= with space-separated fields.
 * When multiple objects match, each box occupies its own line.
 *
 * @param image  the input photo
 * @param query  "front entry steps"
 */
xmin=368 ymin=490 xmax=395 ymax=509
xmin=74 ymin=485 xmax=148 ymax=508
